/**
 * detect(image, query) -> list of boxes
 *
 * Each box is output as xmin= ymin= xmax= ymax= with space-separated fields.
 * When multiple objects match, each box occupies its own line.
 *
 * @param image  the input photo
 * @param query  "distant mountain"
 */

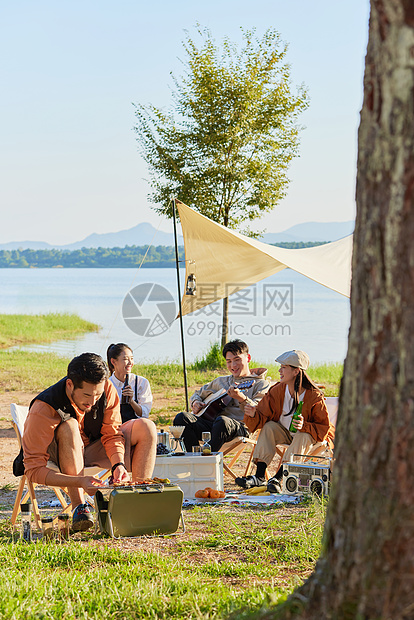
xmin=262 ymin=221 xmax=354 ymax=244
xmin=64 ymin=223 xmax=179 ymax=250
xmin=0 ymin=240 xmax=55 ymax=250
xmin=0 ymin=220 xmax=354 ymax=251
xmin=0 ymin=223 xmax=180 ymax=251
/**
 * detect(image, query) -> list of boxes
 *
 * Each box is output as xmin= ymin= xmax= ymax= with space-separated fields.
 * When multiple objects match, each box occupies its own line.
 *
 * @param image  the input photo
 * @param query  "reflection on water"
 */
xmin=1 ymin=267 xmax=350 ymax=364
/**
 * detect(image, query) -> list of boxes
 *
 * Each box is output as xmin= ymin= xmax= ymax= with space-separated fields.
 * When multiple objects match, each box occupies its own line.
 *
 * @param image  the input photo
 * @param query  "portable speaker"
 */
xmin=282 ymin=457 xmax=331 ymax=496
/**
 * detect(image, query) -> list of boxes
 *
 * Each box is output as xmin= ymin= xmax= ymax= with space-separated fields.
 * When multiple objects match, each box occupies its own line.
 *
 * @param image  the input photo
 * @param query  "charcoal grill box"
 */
xmin=95 ymin=484 xmax=184 ymax=538
xmin=153 ymin=452 xmax=224 ymax=499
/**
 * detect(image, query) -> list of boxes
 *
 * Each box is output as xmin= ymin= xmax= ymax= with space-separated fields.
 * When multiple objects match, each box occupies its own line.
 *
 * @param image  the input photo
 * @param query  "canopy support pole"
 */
xmin=172 ymin=198 xmax=190 ymax=412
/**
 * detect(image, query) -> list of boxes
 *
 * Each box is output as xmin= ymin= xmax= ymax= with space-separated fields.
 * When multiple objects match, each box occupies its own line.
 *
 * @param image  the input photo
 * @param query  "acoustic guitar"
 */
xmin=195 ymin=379 xmax=255 ymax=423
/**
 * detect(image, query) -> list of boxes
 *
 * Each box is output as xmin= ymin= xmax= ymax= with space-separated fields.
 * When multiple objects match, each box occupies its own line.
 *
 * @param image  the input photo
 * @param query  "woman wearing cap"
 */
xmin=107 ymin=343 xmax=153 ymax=423
xmin=235 ymin=349 xmax=334 ymax=491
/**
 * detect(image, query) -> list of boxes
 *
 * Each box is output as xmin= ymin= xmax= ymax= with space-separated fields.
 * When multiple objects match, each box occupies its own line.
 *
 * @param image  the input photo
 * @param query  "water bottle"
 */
xmin=20 ymin=502 xmax=32 ymax=542
xmin=121 ymin=373 xmax=130 ymax=404
xmin=41 ymin=516 xmax=54 ymax=540
xmin=289 ymin=401 xmax=303 ymax=434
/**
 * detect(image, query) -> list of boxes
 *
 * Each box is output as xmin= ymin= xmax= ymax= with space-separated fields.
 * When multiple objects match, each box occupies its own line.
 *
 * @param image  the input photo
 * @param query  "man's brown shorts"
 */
xmin=47 ymin=420 xmax=134 ymax=471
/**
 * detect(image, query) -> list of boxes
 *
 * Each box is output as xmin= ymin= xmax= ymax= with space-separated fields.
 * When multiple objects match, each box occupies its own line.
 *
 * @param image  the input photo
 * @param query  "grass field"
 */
xmin=0 ymin=499 xmax=326 ymax=619
xmin=0 ymin=314 xmax=338 ymax=619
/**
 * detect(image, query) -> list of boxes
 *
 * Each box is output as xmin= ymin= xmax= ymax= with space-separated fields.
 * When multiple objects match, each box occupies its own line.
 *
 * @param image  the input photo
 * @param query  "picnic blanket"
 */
xmin=183 ymin=493 xmax=303 ymax=508
xmin=40 ymin=493 xmax=303 ymax=510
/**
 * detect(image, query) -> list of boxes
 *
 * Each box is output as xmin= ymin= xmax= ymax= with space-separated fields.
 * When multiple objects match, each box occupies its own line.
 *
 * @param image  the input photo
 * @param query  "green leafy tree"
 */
xmin=134 ymin=26 xmax=308 ymax=345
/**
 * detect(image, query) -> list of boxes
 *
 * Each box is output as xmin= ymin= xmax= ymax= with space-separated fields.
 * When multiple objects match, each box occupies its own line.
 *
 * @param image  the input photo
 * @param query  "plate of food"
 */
xmin=194 ymin=488 xmax=226 ymax=500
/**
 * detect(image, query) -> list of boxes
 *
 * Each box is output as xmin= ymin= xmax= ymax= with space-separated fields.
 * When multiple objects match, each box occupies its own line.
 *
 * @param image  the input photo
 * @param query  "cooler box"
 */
xmin=94 ymin=483 xmax=184 ymax=538
xmin=153 ymin=453 xmax=224 ymax=499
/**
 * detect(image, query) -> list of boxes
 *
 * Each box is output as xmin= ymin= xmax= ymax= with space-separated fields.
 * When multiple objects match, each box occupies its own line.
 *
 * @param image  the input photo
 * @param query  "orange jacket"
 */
xmin=22 ymin=380 xmax=125 ymax=484
xmin=243 ymin=382 xmax=335 ymax=448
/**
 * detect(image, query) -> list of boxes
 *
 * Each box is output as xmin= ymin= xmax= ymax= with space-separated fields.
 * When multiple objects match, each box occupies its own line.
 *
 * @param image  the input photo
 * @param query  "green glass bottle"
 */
xmin=289 ymin=401 xmax=303 ymax=434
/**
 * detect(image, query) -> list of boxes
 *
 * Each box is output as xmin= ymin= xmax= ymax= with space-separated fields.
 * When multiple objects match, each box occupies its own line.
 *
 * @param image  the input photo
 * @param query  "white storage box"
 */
xmin=153 ymin=452 xmax=224 ymax=499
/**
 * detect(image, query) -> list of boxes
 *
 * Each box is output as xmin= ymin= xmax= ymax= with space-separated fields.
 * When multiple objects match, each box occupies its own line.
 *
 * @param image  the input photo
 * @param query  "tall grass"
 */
xmin=265 ymin=362 xmax=343 ymax=397
xmin=192 ymin=342 xmax=227 ymax=371
xmin=308 ymin=362 xmax=343 ymax=384
xmin=0 ymin=313 xmax=99 ymax=349
xmin=137 ymin=363 xmax=220 ymax=391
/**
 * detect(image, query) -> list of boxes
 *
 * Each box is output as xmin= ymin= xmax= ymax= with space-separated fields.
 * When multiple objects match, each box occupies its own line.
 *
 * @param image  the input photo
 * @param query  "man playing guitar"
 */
xmin=173 ymin=339 xmax=270 ymax=452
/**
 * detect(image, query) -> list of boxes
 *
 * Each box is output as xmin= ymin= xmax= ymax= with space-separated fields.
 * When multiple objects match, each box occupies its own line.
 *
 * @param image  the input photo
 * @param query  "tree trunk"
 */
xmin=253 ymin=1 xmax=414 ymax=618
xmin=221 ymin=296 xmax=229 ymax=349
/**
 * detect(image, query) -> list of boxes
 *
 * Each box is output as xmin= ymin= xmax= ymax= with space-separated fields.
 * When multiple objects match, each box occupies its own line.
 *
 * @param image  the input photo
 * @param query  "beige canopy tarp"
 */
xmin=176 ymin=199 xmax=353 ymax=317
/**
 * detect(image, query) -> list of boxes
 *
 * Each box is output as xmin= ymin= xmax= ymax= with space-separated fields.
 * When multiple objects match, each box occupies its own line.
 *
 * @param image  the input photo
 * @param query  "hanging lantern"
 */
xmin=186 ymin=273 xmax=196 ymax=295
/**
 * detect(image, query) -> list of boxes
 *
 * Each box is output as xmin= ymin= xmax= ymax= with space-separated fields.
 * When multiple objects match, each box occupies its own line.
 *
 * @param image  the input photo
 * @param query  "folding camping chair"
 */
xmin=10 ymin=403 xmax=110 ymax=528
xmin=221 ymin=429 xmax=269 ymax=480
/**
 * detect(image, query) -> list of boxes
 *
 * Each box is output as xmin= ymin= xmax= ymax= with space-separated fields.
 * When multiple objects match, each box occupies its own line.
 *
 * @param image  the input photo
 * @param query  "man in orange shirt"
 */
xmin=22 ymin=352 xmax=157 ymax=531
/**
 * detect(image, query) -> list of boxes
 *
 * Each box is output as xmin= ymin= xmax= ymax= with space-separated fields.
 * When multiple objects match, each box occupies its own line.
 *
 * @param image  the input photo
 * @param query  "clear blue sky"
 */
xmin=0 ymin=0 xmax=370 ymax=245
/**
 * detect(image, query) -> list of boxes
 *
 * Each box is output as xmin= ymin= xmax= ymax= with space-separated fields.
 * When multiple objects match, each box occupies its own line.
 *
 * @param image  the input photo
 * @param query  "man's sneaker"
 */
xmin=72 ymin=503 xmax=94 ymax=532
xmin=267 ymin=476 xmax=282 ymax=494
xmin=234 ymin=475 xmax=265 ymax=489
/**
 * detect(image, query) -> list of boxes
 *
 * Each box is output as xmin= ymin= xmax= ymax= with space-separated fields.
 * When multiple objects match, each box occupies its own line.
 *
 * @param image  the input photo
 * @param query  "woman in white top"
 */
xmin=107 ymin=343 xmax=153 ymax=423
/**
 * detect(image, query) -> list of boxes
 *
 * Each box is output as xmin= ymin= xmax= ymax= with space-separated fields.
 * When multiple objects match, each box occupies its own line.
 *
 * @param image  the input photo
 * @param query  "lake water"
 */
xmin=0 ymin=267 xmax=350 ymax=364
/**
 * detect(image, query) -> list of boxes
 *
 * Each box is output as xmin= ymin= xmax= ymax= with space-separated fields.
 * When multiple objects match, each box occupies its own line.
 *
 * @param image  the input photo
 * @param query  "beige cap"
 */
xmin=275 ymin=350 xmax=310 ymax=370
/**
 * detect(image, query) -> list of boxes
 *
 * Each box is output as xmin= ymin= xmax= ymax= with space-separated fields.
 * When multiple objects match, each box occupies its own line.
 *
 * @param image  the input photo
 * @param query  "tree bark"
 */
xmin=252 ymin=1 xmax=414 ymax=618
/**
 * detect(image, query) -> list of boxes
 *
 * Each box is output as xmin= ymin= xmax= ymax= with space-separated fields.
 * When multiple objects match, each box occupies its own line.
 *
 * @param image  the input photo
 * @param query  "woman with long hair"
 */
xmin=235 ymin=349 xmax=334 ymax=491
xmin=106 ymin=343 xmax=153 ymax=424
